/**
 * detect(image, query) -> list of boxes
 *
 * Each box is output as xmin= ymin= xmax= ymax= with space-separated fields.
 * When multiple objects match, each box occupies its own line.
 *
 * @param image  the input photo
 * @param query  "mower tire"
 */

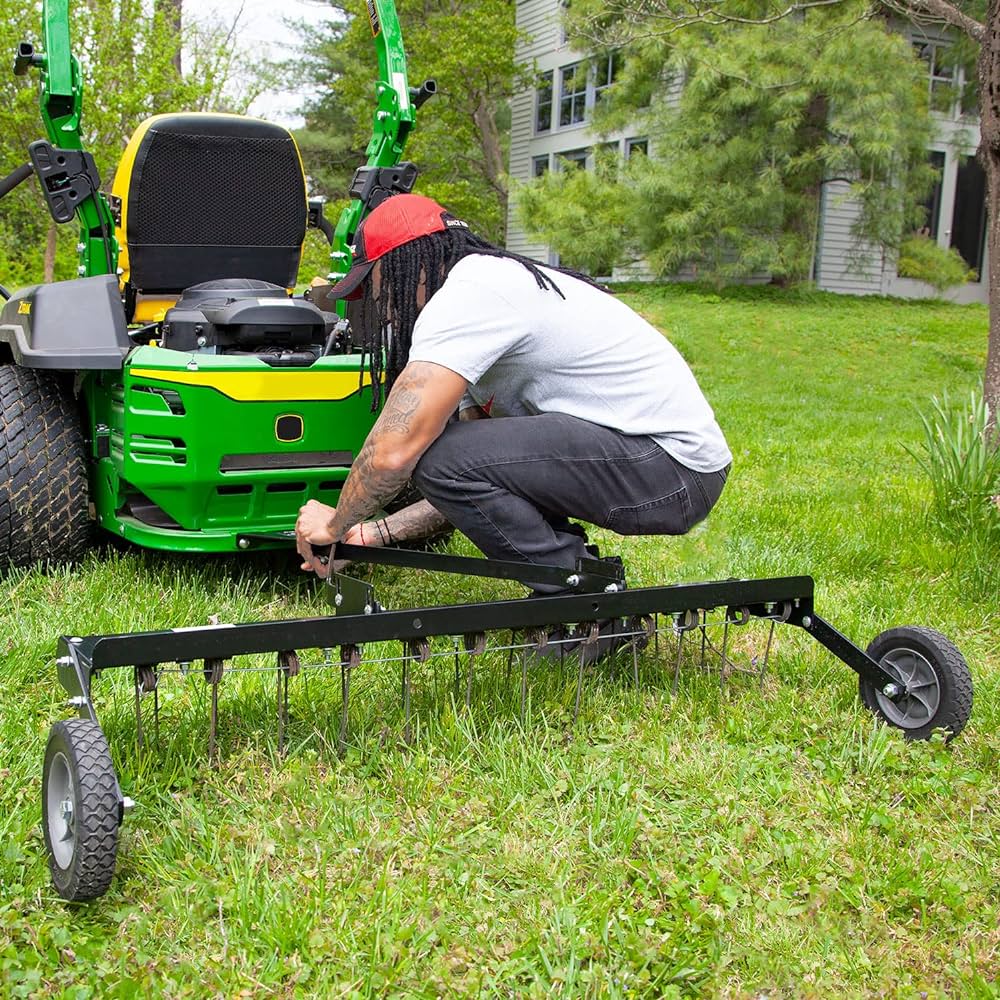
xmin=860 ymin=625 xmax=973 ymax=741
xmin=0 ymin=365 xmax=92 ymax=568
xmin=42 ymin=718 xmax=121 ymax=902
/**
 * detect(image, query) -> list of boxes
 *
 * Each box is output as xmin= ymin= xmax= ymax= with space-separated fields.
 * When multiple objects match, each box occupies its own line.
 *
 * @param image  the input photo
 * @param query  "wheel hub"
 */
xmin=46 ymin=752 xmax=76 ymax=869
xmin=874 ymin=646 xmax=941 ymax=729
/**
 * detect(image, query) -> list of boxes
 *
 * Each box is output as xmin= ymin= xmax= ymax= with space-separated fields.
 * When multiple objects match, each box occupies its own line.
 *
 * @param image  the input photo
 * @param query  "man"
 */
xmin=295 ymin=193 xmax=731 ymax=590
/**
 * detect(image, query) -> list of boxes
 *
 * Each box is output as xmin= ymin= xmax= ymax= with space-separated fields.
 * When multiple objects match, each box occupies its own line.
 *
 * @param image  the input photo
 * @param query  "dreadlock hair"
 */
xmin=357 ymin=223 xmax=610 ymax=410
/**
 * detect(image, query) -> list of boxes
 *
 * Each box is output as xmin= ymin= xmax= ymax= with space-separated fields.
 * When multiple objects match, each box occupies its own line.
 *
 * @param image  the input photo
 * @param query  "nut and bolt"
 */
xmin=566 ymin=574 xmax=581 ymax=587
xmin=196 ymin=336 xmax=208 ymax=347
xmin=604 ymin=583 xmax=620 ymax=593
xmin=76 ymin=242 xmax=86 ymax=253
xmin=66 ymin=696 xmax=87 ymax=708
xmin=801 ymin=615 xmax=812 ymax=628
xmin=77 ymin=265 xmax=86 ymax=275
xmin=122 ymin=796 xmax=136 ymax=814
xmin=237 ymin=537 xmax=250 ymax=550
xmin=334 ymin=593 xmax=343 ymax=607
xmin=882 ymin=683 xmax=901 ymax=698
xmin=363 ymin=604 xmax=373 ymax=615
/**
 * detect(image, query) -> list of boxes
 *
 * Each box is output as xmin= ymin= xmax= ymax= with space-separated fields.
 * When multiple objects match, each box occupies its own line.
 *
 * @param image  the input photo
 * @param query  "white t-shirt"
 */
xmin=406 ymin=255 xmax=732 ymax=473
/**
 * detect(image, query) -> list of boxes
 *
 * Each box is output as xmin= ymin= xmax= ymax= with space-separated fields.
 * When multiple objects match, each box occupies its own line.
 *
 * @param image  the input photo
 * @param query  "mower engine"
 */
xmin=160 ymin=279 xmax=350 ymax=366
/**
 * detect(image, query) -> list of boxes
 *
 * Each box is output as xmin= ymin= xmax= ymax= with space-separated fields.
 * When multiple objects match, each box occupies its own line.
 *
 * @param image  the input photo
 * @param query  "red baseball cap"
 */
xmin=324 ymin=193 xmax=467 ymax=301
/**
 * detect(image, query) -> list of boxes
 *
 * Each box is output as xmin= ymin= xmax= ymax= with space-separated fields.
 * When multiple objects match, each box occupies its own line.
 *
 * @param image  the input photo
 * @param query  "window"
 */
xmin=951 ymin=154 xmax=987 ymax=278
xmin=625 ymin=137 xmax=648 ymax=159
xmin=558 ymin=148 xmax=589 ymax=171
xmin=531 ymin=155 xmax=550 ymax=178
xmin=559 ymin=63 xmax=588 ymax=126
xmin=593 ymin=53 xmax=621 ymax=106
xmin=535 ymin=71 xmax=553 ymax=133
xmin=914 ymin=41 xmax=958 ymax=114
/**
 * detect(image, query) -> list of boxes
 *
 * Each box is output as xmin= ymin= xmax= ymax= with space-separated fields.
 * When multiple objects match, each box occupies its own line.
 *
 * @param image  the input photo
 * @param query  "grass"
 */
xmin=1 ymin=283 xmax=998 ymax=998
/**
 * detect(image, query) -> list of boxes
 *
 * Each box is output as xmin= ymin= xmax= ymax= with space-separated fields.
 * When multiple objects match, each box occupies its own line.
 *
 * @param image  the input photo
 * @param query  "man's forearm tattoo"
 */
xmin=326 ymin=367 xmax=434 ymax=540
xmin=385 ymin=500 xmax=450 ymax=541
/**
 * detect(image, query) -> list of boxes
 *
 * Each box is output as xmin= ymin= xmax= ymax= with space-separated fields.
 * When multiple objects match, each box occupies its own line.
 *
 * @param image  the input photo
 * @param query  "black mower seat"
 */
xmin=111 ymin=113 xmax=308 ymax=301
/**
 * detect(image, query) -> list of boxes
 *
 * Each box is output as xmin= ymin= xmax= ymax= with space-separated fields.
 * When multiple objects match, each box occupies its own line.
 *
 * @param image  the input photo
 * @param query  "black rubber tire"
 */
xmin=860 ymin=626 xmax=973 ymax=742
xmin=42 ymin=718 xmax=120 ymax=902
xmin=0 ymin=365 xmax=92 ymax=567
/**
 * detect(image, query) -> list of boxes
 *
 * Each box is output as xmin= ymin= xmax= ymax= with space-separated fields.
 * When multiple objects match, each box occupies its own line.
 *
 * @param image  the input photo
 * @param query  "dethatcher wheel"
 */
xmin=860 ymin=626 xmax=973 ymax=742
xmin=42 ymin=718 xmax=121 ymax=901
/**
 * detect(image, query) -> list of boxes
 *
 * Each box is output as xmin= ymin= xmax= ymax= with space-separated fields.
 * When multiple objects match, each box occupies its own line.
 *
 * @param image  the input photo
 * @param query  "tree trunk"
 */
xmin=44 ymin=222 xmax=57 ymax=283
xmin=980 ymin=0 xmax=1000 ymax=432
xmin=156 ymin=0 xmax=183 ymax=76
xmin=472 ymin=96 xmax=508 ymax=228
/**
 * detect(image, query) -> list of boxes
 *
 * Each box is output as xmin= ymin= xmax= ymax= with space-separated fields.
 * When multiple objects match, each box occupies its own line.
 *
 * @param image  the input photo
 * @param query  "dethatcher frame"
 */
xmin=41 ymin=545 xmax=974 ymax=902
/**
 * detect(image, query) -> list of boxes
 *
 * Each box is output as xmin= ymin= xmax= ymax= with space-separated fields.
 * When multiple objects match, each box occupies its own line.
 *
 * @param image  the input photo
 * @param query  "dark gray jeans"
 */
xmin=413 ymin=413 xmax=728 ymax=590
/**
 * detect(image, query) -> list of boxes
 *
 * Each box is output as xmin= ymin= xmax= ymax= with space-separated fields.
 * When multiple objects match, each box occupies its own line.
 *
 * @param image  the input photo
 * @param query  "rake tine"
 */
xmin=204 ymin=658 xmax=224 ymax=767
xmin=133 ymin=666 xmax=144 ymax=753
xmin=520 ymin=646 xmax=529 ymax=723
xmin=276 ymin=650 xmax=300 ymax=757
xmin=463 ymin=633 xmax=486 ymax=710
xmin=720 ymin=618 xmax=731 ymax=692
xmin=631 ymin=631 xmax=640 ymax=688
xmin=760 ymin=620 xmax=777 ymax=688
xmin=572 ymin=623 xmax=600 ymax=728
xmin=505 ymin=633 xmax=516 ymax=684
xmin=153 ymin=682 xmax=160 ymax=746
xmin=402 ymin=657 xmax=411 ymax=745
xmin=701 ymin=610 xmax=708 ymax=669
xmin=672 ymin=622 xmax=685 ymax=695
xmin=453 ymin=639 xmax=460 ymax=702
xmin=339 ymin=644 xmax=360 ymax=756
xmin=654 ymin=614 xmax=659 ymax=657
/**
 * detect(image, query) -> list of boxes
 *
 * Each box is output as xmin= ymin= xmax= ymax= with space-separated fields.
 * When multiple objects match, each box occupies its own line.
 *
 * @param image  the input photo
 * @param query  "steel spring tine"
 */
xmin=701 ymin=610 xmax=708 ymax=669
xmin=520 ymin=646 xmax=528 ymax=724
xmin=720 ymin=618 xmax=730 ymax=691
xmin=133 ymin=666 xmax=144 ymax=753
xmin=760 ymin=620 xmax=777 ymax=688
xmin=673 ymin=625 xmax=685 ymax=696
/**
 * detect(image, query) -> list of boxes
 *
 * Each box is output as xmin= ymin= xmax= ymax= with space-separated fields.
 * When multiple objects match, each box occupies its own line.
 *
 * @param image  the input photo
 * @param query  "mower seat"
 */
xmin=111 ymin=113 xmax=308 ymax=321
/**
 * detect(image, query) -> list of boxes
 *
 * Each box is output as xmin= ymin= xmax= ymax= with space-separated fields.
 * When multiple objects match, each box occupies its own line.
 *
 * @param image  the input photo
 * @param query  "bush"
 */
xmin=897 ymin=235 xmax=976 ymax=295
xmin=906 ymin=389 xmax=1000 ymax=588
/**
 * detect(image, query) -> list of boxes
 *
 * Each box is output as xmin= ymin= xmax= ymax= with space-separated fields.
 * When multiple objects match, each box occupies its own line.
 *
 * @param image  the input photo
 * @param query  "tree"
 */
xmin=529 ymin=0 xmax=999 ymax=427
xmin=291 ymin=0 xmax=529 ymax=242
xmin=1 ymin=0 xmax=262 ymax=283
xmin=520 ymin=3 xmax=933 ymax=286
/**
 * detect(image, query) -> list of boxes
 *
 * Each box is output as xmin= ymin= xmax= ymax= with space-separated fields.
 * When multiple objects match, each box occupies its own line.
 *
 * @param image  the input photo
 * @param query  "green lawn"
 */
xmin=1 ymin=285 xmax=997 ymax=998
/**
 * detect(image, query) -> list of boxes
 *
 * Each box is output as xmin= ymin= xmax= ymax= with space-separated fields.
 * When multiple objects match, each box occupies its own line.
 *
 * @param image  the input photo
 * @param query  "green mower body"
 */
xmin=0 ymin=0 xmax=428 ymax=563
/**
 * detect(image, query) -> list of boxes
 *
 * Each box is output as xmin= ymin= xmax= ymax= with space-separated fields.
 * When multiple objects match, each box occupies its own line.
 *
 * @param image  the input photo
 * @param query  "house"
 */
xmin=506 ymin=0 xmax=988 ymax=304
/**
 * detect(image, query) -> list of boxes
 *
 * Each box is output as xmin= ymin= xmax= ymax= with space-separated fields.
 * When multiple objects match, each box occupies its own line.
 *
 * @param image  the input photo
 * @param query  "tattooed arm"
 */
xmin=296 ymin=361 xmax=466 ymax=573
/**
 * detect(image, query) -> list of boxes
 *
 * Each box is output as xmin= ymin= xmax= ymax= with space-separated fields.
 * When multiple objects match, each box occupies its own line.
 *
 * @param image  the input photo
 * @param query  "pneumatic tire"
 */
xmin=860 ymin=626 xmax=973 ymax=742
xmin=0 ymin=365 xmax=92 ymax=567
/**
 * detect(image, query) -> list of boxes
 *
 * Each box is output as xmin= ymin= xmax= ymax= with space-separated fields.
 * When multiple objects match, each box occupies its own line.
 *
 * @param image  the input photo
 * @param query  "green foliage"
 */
xmin=290 ymin=0 xmax=528 ymax=242
xmin=0 ymin=0 xmax=266 ymax=286
xmin=521 ymin=2 xmax=935 ymax=284
xmin=898 ymin=234 xmax=976 ymax=294
xmin=907 ymin=389 xmax=1000 ymax=590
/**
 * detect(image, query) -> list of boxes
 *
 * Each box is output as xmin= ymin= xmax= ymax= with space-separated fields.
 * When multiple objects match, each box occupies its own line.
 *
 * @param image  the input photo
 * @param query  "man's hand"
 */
xmin=296 ymin=499 xmax=337 ymax=577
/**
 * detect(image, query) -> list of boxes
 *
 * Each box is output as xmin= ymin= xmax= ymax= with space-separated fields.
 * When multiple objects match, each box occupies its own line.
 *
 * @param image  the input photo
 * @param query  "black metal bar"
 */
xmin=801 ymin=613 xmax=901 ymax=693
xmin=66 ymin=577 xmax=815 ymax=674
xmin=330 ymin=543 xmax=622 ymax=592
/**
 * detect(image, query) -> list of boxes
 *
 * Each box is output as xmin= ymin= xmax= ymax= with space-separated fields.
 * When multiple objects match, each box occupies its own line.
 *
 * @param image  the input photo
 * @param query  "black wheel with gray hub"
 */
xmin=860 ymin=626 xmax=973 ymax=741
xmin=0 ymin=365 xmax=92 ymax=567
xmin=42 ymin=718 xmax=121 ymax=901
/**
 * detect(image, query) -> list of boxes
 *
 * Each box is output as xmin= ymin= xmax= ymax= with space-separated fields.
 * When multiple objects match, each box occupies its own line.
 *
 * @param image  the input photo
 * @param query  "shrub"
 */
xmin=897 ymin=235 xmax=976 ymax=295
xmin=906 ymin=389 xmax=1000 ymax=589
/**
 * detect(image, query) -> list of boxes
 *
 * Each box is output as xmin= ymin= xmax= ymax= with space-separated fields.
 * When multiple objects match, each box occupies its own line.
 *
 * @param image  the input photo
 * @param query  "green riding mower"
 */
xmin=0 ymin=0 xmax=433 ymax=565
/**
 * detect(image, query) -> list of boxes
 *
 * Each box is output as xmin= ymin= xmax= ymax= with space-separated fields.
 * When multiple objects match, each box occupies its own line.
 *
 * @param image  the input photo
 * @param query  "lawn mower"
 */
xmin=15 ymin=1 xmax=974 ymax=905
xmin=0 ymin=0 xmax=433 ymax=564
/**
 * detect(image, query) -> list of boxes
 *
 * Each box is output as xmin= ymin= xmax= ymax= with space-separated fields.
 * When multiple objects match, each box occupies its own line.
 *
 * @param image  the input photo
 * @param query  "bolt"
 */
xmin=334 ymin=593 xmax=343 ymax=607
xmin=76 ymin=242 xmax=86 ymax=252
xmin=566 ymin=574 xmax=581 ymax=587
xmin=121 ymin=796 xmax=136 ymax=814
xmin=237 ymin=537 xmax=250 ymax=550
xmin=196 ymin=336 xmax=207 ymax=347
xmin=413 ymin=617 xmax=422 ymax=629
xmin=363 ymin=604 xmax=373 ymax=615
xmin=178 ymin=660 xmax=192 ymax=674
xmin=56 ymin=656 xmax=72 ymax=667
xmin=116 ymin=267 xmax=124 ymax=276
xmin=69 ymin=637 xmax=82 ymax=644
xmin=604 ymin=583 xmax=620 ymax=593
xmin=77 ymin=265 xmax=86 ymax=276
xmin=66 ymin=696 xmax=87 ymax=708
xmin=801 ymin=615 xmax=812 ymax=628
xmin=377 ymin=111 xmax=389 ymax=120
xmin=882 ymin=683 xmax=901 ymax=698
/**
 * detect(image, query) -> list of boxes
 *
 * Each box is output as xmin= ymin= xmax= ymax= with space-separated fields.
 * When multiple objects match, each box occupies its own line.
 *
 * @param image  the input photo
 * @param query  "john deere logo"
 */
xmin=275 ymin=414 xmax=303 ymax=443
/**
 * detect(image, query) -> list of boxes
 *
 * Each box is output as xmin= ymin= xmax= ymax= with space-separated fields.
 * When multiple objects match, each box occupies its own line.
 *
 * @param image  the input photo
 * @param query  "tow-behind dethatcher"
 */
xmin=43 ymin=543 xmax=973 ymax=901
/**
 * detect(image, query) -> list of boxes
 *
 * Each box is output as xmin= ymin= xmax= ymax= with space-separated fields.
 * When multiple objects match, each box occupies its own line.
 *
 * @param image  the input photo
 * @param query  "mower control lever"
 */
xmin=409 ymin=79 xmax=436 ymax=109
xmin=13 ymin=41 xmax=42 ymax=76
xmin=0 ymin=162 xmax=32 ymax=201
